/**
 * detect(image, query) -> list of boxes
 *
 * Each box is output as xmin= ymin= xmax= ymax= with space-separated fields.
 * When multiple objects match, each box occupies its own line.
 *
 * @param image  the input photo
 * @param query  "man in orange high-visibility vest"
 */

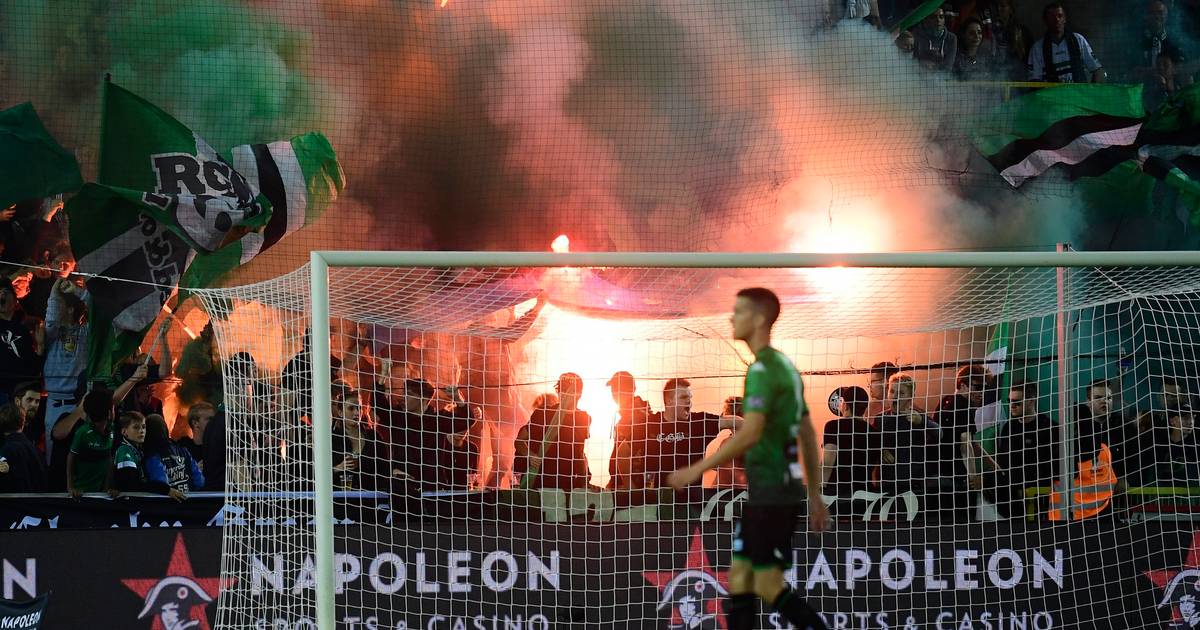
xmin=1050 ymin=380 xmax=1119 ymax=520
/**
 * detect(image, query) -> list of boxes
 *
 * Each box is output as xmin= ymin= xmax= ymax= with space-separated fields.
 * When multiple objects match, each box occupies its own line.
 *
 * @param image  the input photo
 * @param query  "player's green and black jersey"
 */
xmin=743 ymin=346 xmax=806 ymax=505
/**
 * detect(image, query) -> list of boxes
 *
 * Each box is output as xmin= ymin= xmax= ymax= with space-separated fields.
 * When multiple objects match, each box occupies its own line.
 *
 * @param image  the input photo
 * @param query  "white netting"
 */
xmin=199 ymin=259 xmax=1200 ymax=629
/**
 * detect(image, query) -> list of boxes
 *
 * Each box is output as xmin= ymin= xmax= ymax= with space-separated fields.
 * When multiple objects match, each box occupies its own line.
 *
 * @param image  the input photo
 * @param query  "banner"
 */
xmin=1 ymin=521 xmax=1189 ymax=628
xmin=0 ymin=593 xmax=48 ymax=630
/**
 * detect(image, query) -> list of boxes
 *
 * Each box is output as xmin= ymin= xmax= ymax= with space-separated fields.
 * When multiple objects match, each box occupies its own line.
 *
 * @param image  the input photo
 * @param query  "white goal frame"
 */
xmin=307 ymin=248 xmax=1200 ymax=629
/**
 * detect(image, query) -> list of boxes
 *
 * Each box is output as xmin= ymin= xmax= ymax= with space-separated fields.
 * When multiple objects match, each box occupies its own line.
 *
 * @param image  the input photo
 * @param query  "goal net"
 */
xmin=197 ymin=252 xmax=1200 ymax=629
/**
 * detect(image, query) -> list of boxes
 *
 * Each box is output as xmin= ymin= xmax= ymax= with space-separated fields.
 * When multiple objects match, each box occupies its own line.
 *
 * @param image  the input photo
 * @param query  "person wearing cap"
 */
xmin=933 ymin=364 xmax=992 ymax=522
xmin=608 ymin=370 xmax=654 ymax=489
xmin=821 ymin=385 xmax=881 ymax=515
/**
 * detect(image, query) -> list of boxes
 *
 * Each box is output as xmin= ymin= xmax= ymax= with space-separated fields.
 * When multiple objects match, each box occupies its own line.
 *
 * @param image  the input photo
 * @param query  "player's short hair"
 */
xmin=12 ymin=380 xmax=40 ymax=400
xmin=723 ymin=396 xmax=743 ymax=417
xmin=955 ymin=364 xmax=990 ymax=388
xmin=82 ymin=388 xmax=115 ymax=423
xmin=836 ymin=386 xmax=870 ymax=417
xmin=663 ymin=378 xmax=691 ymax=398
xmin=870 ymin=362 xmax=900 ymax=382
xmin=736 ymin=287 xmax=781 ymax=328
xmin=1087 ymin=378 xmax=1112 ymax=396
xmin=1042 ymin=1 xmax=1065 ymax=17
xmin=331 ymin=380 xmax=357 ymax=404
xmin=0 ymin=404 xmax=22 ymax=433
xmin=1011 ymin=381 xmax=1038 ymax=400
xmin=557 ymin=372 xmax=584 ymax=393
xmin=117 ymin=410 xmax=146 ymax=431
xmin=187 ymin=401 xmax=215 ymax=427
xmin=887 ymin=372 xmax=915 ymax=394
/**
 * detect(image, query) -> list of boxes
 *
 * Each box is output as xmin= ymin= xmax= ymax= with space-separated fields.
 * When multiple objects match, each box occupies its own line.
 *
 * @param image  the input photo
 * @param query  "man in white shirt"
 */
xmin=1027 ymin=2 xmax=1105 ymax=83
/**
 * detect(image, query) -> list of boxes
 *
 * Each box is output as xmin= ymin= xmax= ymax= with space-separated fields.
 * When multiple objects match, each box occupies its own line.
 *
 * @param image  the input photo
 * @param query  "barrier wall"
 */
xmin=2 ymin=508 xmax=1195 ymax=628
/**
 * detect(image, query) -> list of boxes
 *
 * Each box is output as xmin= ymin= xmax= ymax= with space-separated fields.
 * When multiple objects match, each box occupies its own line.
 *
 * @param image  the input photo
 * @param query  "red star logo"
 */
xmin=1144 ymin=530 xmax=1200 ymax=626
xmin=642 ymin=529 xmax=730 ymax=629
xmin=121 ymin=533 xmax=227 ymax=630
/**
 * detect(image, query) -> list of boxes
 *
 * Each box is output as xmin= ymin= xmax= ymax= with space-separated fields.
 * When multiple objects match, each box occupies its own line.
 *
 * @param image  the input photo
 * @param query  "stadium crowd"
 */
xmin=0 ymin=195 xmax=1195 ymax=525
xmin=0 ymin=0 xmax=1198 ymax=520
xmin=874 ymin=0 xmax=1193 ymax=109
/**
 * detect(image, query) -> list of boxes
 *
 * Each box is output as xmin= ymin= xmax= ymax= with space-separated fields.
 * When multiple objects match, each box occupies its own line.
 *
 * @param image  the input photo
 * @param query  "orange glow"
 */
xmin=786 ymin=198 xmax=890 ymax=307
xmin=551 ymin=234 xmax=570 ymax=253
xmin=439 ymin=0 xmax=449 ymax=7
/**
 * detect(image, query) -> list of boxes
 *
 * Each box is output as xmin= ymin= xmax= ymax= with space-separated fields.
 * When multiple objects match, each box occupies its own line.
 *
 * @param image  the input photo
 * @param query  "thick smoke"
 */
xmin=0 ymin=0 xmax=1160 ymax=281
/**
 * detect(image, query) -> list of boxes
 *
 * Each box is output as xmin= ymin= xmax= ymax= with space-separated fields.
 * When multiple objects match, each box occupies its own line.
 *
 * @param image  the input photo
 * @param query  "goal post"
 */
xmin=204 ymin=249 xmax=1200 ymax=629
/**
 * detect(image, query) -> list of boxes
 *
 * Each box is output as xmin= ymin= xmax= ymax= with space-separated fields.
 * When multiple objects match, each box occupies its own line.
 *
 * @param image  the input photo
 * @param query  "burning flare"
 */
xmin=551 ymin=234 xmax=571 ymax=253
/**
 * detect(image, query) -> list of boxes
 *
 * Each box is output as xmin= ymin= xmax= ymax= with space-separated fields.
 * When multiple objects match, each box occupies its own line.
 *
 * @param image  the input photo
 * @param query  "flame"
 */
xmin=551 ymin=234 xmax=570 ymax=253
xmin=786 ymin=198 xmax=890 ymax=307
xmin=439 ymin=0 xmax=449 ymax=6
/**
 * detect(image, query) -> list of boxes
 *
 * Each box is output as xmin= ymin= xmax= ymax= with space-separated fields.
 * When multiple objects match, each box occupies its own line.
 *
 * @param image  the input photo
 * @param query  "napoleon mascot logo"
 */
xmin=121 ymin=533 xmax=224 ymax=630
xmin=643 ymin=530 xmax=730 ymax=629
xmin=1146 ymin=531 xmax=1200 ymax=627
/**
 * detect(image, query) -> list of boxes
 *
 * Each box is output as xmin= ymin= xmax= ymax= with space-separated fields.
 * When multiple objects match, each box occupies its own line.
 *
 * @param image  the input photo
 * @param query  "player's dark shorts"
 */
xmin=732 ymin=503 xmax=801 ymax=569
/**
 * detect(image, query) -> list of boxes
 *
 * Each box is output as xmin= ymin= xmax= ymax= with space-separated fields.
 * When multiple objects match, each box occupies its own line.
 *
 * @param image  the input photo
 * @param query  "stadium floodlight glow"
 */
xmin=193 ymin=249 xmax=1200 ymax=630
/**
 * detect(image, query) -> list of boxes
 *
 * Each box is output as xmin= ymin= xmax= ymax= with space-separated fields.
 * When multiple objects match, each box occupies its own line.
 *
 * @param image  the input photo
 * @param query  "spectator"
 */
xmin=608 ymin=370 xmax=654 ymax=489
xmin=821 ymin=386 xmax=880 ymax=515
xmin=1164 ymin=377 xmax=1193 ymax=410
xmin=386 ymin=377 xmax=438 ymax=485
xmin=21 ymin=241 xmax=72 ymax=321
xmin=1085 ymin=379 xmax=1153 ymax=487
xmin=1145 ymin=49 xmax=1186 ymax=111
xmin=988 ymin=381 xmax=1058 ymax=518
xmin=176 ymin=322 xmax=222 ymax=406
xmin=955 ymin=18 xmax=997 ymax=79
xmin=49 ymin=365 xmax=146 ymax=490
xmin=457 ymin=292 xmax=548 ymax=489
xmin=0 ymin=403 xmax=45 ymax=492
xmin=878 ymin=373 xmax=940 ymax=499
xmin=331 ymin=387 xmax=386 ymax=490
xmin=983 ymin=0 xmax=1032 ymax=78
xmin=914 ymin=4 xmax=958 ymax=72
xmin=201 ymin=408 xmax=226 ymax=492
xmin=66 ymin=388 xmax=116 ymax=498
xmin=867 ymin=361 xmax=900 ymax=419
xmin=11 ymin=381 xmax=42 ymax=461
xmin=895 ymin=30 xmax=916 ymax=56
xmin=513 ymin=392 xmax=557 ymax=484
xmin=0 ymin=279 xmax=41 ymax=404
xmin=1050 ymin=379 xmax=1119 ymax=520
xmin=518 ymin=372 xmax=591 ymax=491
xmin=113 ymin=411 xmax=155 ymax=493
xmin=702 ymin=396 xmax=748 ymax=489
xmin=144 ymin=413 xmax=204 ymax=501
xmin=1152 ymin=404 xmax=1200 ymax=487
xmin=42 ymin=277 xmax=88 ymax=462
xmin=1027 ymin=2 xmax=1104 ymax=83
xmin=1125 ymin=0 xmax=1189 ymax=84
xmin=935 ymin=364 xmax=990 ymax=443
xmin=634 ymin=378 xmax=740 ymax=490
xmin=934 ymin=364 xmax=991 ymax=521
xmin=177 ymin=401 xmax=215 ymax=468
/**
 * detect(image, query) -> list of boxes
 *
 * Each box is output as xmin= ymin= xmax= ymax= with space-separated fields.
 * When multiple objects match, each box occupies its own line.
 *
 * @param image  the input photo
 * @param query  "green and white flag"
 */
xmin=181 ymin=131 xmax=343 ymax=289
xmin=0 ymin=102 xmax=83 ymax=208
xmin=975 ymin=83 xmax=1200 ymax=223
xmin=69 ymin=81 xmax=342 ymax=378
